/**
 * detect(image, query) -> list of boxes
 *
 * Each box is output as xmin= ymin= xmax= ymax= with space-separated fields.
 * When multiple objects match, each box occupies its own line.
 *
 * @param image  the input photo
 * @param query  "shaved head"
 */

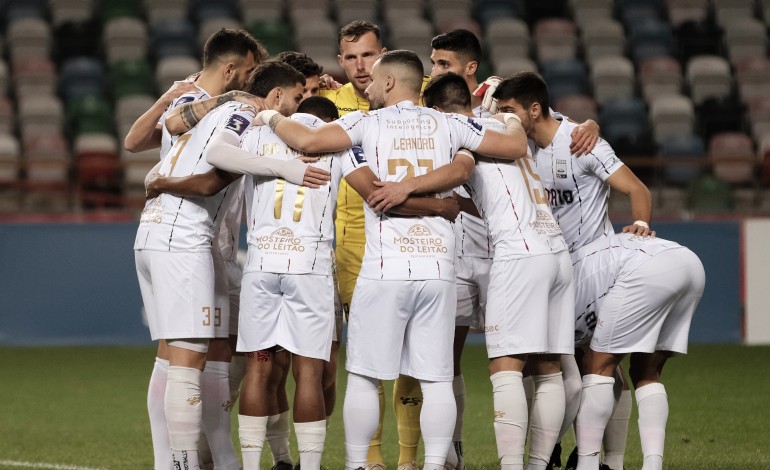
xmin=377 ymin=50 xmax=424 ymax=94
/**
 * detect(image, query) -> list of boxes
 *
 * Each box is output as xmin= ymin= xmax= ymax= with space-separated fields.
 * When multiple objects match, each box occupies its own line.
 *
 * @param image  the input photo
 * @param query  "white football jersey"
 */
xmin=531 ymin=119 xmax=624 ymax=252
xmin=572 ymin=233 xmax=686 ymax=345
xmin=336 ymin=100 xmax=488 ymax=281
xmin=465 ymin=118 xmax=567 ymax=260
xmin=159 ymin=85 xmax=210 ymax=159
xmin=135 ymin=101 xmax=255 ymax=252
xmin=242 ymin=113 xmax=367 ymax=275
xmin=215 ymin=178 xmax=245 ymax=262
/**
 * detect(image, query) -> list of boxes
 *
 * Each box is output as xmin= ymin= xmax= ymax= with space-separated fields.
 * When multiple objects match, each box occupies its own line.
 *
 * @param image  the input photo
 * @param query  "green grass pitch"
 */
xmin=0 ymin=344 xmax=768 ymax=469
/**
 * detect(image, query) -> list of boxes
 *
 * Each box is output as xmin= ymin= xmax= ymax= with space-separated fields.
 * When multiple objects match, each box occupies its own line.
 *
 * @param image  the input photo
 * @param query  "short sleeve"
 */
xmin=334 ymin=110 xmax=369 ymax=147
xmin=582 ymin=138 xmax=624 ymax=182
xmin=339 ymin=145 xmax=368 ymax=178
xmin=217 ymin=103 xmax=257 ymax=142
xmin=446 ymin=113 xmax=487 ymax=152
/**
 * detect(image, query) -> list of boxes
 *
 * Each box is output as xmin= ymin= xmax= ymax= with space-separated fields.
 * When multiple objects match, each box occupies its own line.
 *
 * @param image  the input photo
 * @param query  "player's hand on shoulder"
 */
xmin=570 ymin=119 xmax=600 ymax=156
xmin=161 ymin=80 xmax=199 ymax=105
xmin=473 ymin=76 xmax=502 ymax=114
xmin=319 ymin=74 xmax=342 ymax=90
xmin=438 ymin=196 xmax=460 ymax=221
xmin=622 ymin=221 xmax=655 ymax=238
xmin=233 ymin=92 xmax=266 ymax=112
xmin=368 ymin=180 xmax=411 ymax=213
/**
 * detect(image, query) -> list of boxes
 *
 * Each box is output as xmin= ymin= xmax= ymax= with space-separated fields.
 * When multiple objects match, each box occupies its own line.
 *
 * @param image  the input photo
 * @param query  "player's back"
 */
xmin=241 ymin=113 xmax=364 ymax=274
xmin=135 ymin=102 xmax=251 ymax=252
xmin=531 ymin=119 xmax=623 ymax=252
xmin=466 ymin=118 xmax=567 ymax=260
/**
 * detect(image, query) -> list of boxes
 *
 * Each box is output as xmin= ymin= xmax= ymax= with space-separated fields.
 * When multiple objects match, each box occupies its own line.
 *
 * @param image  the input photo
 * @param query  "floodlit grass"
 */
xmin=0 ymin=344 xmax=768 ymax=469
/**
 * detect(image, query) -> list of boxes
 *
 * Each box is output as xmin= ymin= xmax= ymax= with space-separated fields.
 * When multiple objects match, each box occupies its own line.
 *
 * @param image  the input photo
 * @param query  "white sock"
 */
xmin=575 ymin=375 xmax=615 ymax=470
xmin=166 ymin=366 xmax=203 ymax=470
xmin=636 ymin=383 xmax=668 ymax=470
xmin=228 ymin=355 xmax=245 ymax=406
xmin=527 ymin=373 xmax=565 ymax=470
xmin=420 ymin=380 xmax=456 ymax=467
xmin=148 ymin=358 xmax=172 ymax=470
xmin=491 ymin=371 xmax=527 ymax=470
xmin=560 ymin=355 xmax=582 ymax=443
xmin=444 ymin=375 xmax=466 ymax=468
xmin=343 ymin=373 xmax=380 ymax=470
xmin=296 ymin=420 xmax=327 ymax=469
xmin=603 ymin=389 xmax=632 ymax=470
xmin=200 ymin=361 xmax=239 ymax=470
xmin=523 ymin=375 xmax=535 ymax=417
xmin=266 ymin=411 xmax=292 ymax=465
xmin=239 ymin=414 xmax=268 ymax=470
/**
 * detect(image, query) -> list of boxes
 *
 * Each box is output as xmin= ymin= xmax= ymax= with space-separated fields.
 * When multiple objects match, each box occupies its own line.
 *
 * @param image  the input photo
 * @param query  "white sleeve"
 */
xmin=205 ymin=132 xmax=308 ymax=185
xmin=334 ymin=111 xmax=368 ymax=146
xmin=339 ymin=146 xmax=368 ymax=178
xmin=583 ymin=139 xmax=624 ymax=182
xmin=216 ymin=104 xmax=257 ymax=141
xmin=447 ymin=113 xmax=487 ymax=153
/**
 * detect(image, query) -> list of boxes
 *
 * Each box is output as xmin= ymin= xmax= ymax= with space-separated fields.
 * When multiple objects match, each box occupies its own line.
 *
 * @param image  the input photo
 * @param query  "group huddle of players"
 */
xmin=129 ymin=19 xmax=706 ymax=470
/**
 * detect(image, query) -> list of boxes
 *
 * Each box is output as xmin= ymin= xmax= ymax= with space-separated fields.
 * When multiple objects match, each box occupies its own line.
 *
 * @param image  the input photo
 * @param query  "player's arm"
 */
xmin=146 ymin=169 xmax=241 ymax=199
xmin=453 ymin=191 xmax=481 ymax=218
xmin=345 ymin=166 xmax=460 ymax=221
xmin=367 ymin=151 xmax=475 ymax=212
xmin=473 ymin=114 xmax=529 ymax=161
xmin=256 ymin=110 xmax=354 ymax=153
xmin=124 ymin=81 xmax=198 ymax=152
xmin=567 ymin=118 xmax=600 ymax=156
xmin=204 ymin=132 xmax=331 ymax=188
xmin=605 ymin=166 xmax=655 ymax=237
xmin=165 ymin=91 xmax=265 ymax=136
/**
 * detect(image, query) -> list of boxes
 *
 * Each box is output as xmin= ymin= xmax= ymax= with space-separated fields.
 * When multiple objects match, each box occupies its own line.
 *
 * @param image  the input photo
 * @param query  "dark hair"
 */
xmin=338 ymin=20 xmax=381 ymax=48
xmin=296 ymin=96 xmax=339 ymax=121
xmin=275 ymin=51 xmax=323 ymax=78
xmin=430 ymin=29 xmax=482 ymax=63
xmin=423 ymin=73 xmax=472 ymax=112
xmin=247 ymin=61 xmax=306 ymax=98
xmin=203 ymin=28 xmax=264 ymax=67
xmin=378 ymin=50 xmax=424 ymax=92
xmin=493 ymin=72 xmax=551 ymax=117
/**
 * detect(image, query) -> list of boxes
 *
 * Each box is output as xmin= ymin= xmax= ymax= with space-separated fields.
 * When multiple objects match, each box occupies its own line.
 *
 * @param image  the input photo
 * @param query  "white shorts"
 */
xmin=225 ymin=259 xmax=243 ymax=336
xmin=455 ymin=256 xmax=492 ymax=328
xmin=346 ymin=278 xmax=456 ymax=382
xmin=591 ymin=248 xmax=705 ymax=355
xmin=237 ymin=272 xmax=335 ymax=360
xmin=212 ymin=252 xmax=232 ymax=338
xmin=135 ymin=249 xmax=220 ymax=340
xmin=484 ymin=251 xmax=574 ymax=358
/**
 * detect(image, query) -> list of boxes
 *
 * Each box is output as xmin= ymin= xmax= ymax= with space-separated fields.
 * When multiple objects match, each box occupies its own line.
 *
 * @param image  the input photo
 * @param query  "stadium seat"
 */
xmin=67 ymin=95 xmax=113 ymax=136
xmin=336 ymin=0 xmax=378 ymax=25
xmin=599 ymin=97 xmax=650 ymax=147
xmin=430 ymin=0 xmax=473 ymax=27
xmin=0 ymin=60 xmax=9 ymax=96
xmin=293 ymin=17 xmax=337 ymax=49
xmin=116 ymin=95 xmax=158 ymax=138
xmin=6 ymin=17 xmax=52 ymax=62
xmin=572 ymin=0 xmax=613 ymax=31
xmin=723 ymin=18 xmax=768 ymax=66
xmin=534 ymin=18 xmax=578 ymax=63
xmin=100 ymin=0 xmax=142 ymax=21
xmin=629 ymin=19 xmax=674 ymax=64
xmin=103 ymin=17 xmax=148 ymax=64
xmin=198 ymin=18 xmax=244 ymax=49
xmin=619 ymin=1 xmax=664 ymax=30
xmin=0 ymin=98 xmax=14 ymax=135
xmin=18 ymin=94 xmax=65 ymax=139
xmin=110 ymin=59 xmax=156 ymax=99
xmin=581 ymin=18 xmax=626 ymax=63
xmin=686 ymin=55 xmax=732 ymax=105
xmin=74 ymin=133 xmax=121 ymax=190
xmin=493 ymin=57 xmax=538 ymax=77
xmin=240 ymin=0 xmax=283 ymax=24
xmin=709 ymin=132 xmax=756 ymax=184
xmin=0 ymin=133 xmax=21 ymax=182
xmin=736 ymin=57 xmax=770 ymax=104
xmin=759 ymin=134 xmax=770 ymax=183
xmin=542 ymin=59 xmax=589 ymax=103
xmin=59 ymin=57 xmax=105 ymax=102
xmin=247 ymin=20 xmax=293 ymax=55
xmin=55 ymin=19 xmax=101 ymax=62
xmin=554 ymin=95 xmax=598 ymax=123
xmin=649 ymin=94 xmax=695 ymax=145
xmin=194 ymin=1 xmax=239 ymax=25
xmin=713 ymin=0 xmax=755 ymax=28
xmin=747 ymin=96 xmax=770 ymax=141
xmin=145 ymin=0 xmax=189 ymax=26
xmin=639 ymin=56 xmax=683 ymax=102
xmin=659 ymin=133 xmax=706 ymax=184
xmin=666 ymin=0 xmax=709 ymax=28
xmin=151 ymin=20 xmax=198 ymax=60
xmin=155 ymin=56 xmax=201 ymax=94
xmin=486 ymin=18 xmax=530 ymax=64
xmin=3 ymin=0 xmax=48 ymax=25
xmin=50 ymin=0 xmax=94 ymax=26
xmin=698 ymin=96 xmax=746 ymax=141
xmin=475 ymin=0 xmax=523 ymax=26
xmin=435 ymin=17 xmax=481 ymax=37
xmin=590 ymin=56 xmax=635 ymax=106
xmin=11 ymin=57 xmax=58 ymax=98
xmin=675 ymin=20 xmax=722 ymax=64
xmin=22 ymin=132 xmax=71 ymax=184
xmin=687 ymin=173 xmax=732 ymax=212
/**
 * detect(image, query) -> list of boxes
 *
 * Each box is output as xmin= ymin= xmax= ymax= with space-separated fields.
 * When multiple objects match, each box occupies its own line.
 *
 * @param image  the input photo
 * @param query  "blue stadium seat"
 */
xmin=629 ymin=19 xmax=674 ymax=64
xmin=599 ymin=98 xmax=653 ymax=156
xmin=541 ymin=59 xmax=589 ymax=103
xmin=151 ymin=20 xmax=198 ymax=60
xmin=193 ymin=1 xmax=238 ymax=24
xmin=59 ymin=57 xmax=105 ymax=102
xmin=660 ymin=134 xmax=706 ymax=184
xmin=475 ymin=0 xmax=523 ymax=26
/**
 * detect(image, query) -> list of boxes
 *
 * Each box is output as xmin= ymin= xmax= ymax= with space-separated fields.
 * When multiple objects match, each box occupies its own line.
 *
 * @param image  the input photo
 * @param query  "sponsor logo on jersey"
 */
xmin=225 ymin=114 xmax=250 ymax=136
xmin=393 ymin=225 xmax=448 ymax=254
xmin=466 ymin=117 xmax=483 ymax=132
xmin=529 ymin=210 xmax=563 ymax=235
xmin=384 ymin=115 xmax=438 ymax=135
xmin=255 ymin=227 xmax=305 ymax=252
xmin=351 ymin=146 xmax=367 ymax=164
xmin=545 ymin=188 xmax=574 ymax=207
xmin=556 ymin=159 xmax=568 ymax=178
xmin=483 ymin=324 xmax=501 ymax=333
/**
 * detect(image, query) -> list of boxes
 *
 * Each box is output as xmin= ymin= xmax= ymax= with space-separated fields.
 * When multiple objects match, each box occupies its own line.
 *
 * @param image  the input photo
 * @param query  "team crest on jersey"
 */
xmin=556 ymin=159 xmax=567 ymax=178
xmin=408 ymin=224 xmax=432 ymax=237
xmin=351 ymin=146 xmax=366 ymax=164
xmin=225 ymin=114 xmax=250 ymax=136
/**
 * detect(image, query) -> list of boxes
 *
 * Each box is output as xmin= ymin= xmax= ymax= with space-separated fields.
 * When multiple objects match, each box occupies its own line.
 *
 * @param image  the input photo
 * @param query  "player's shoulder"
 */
xmin=291 ymin=112 xmax=324 ymax=129
xmin=170 ymin=88 xmax=208 ymax=108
